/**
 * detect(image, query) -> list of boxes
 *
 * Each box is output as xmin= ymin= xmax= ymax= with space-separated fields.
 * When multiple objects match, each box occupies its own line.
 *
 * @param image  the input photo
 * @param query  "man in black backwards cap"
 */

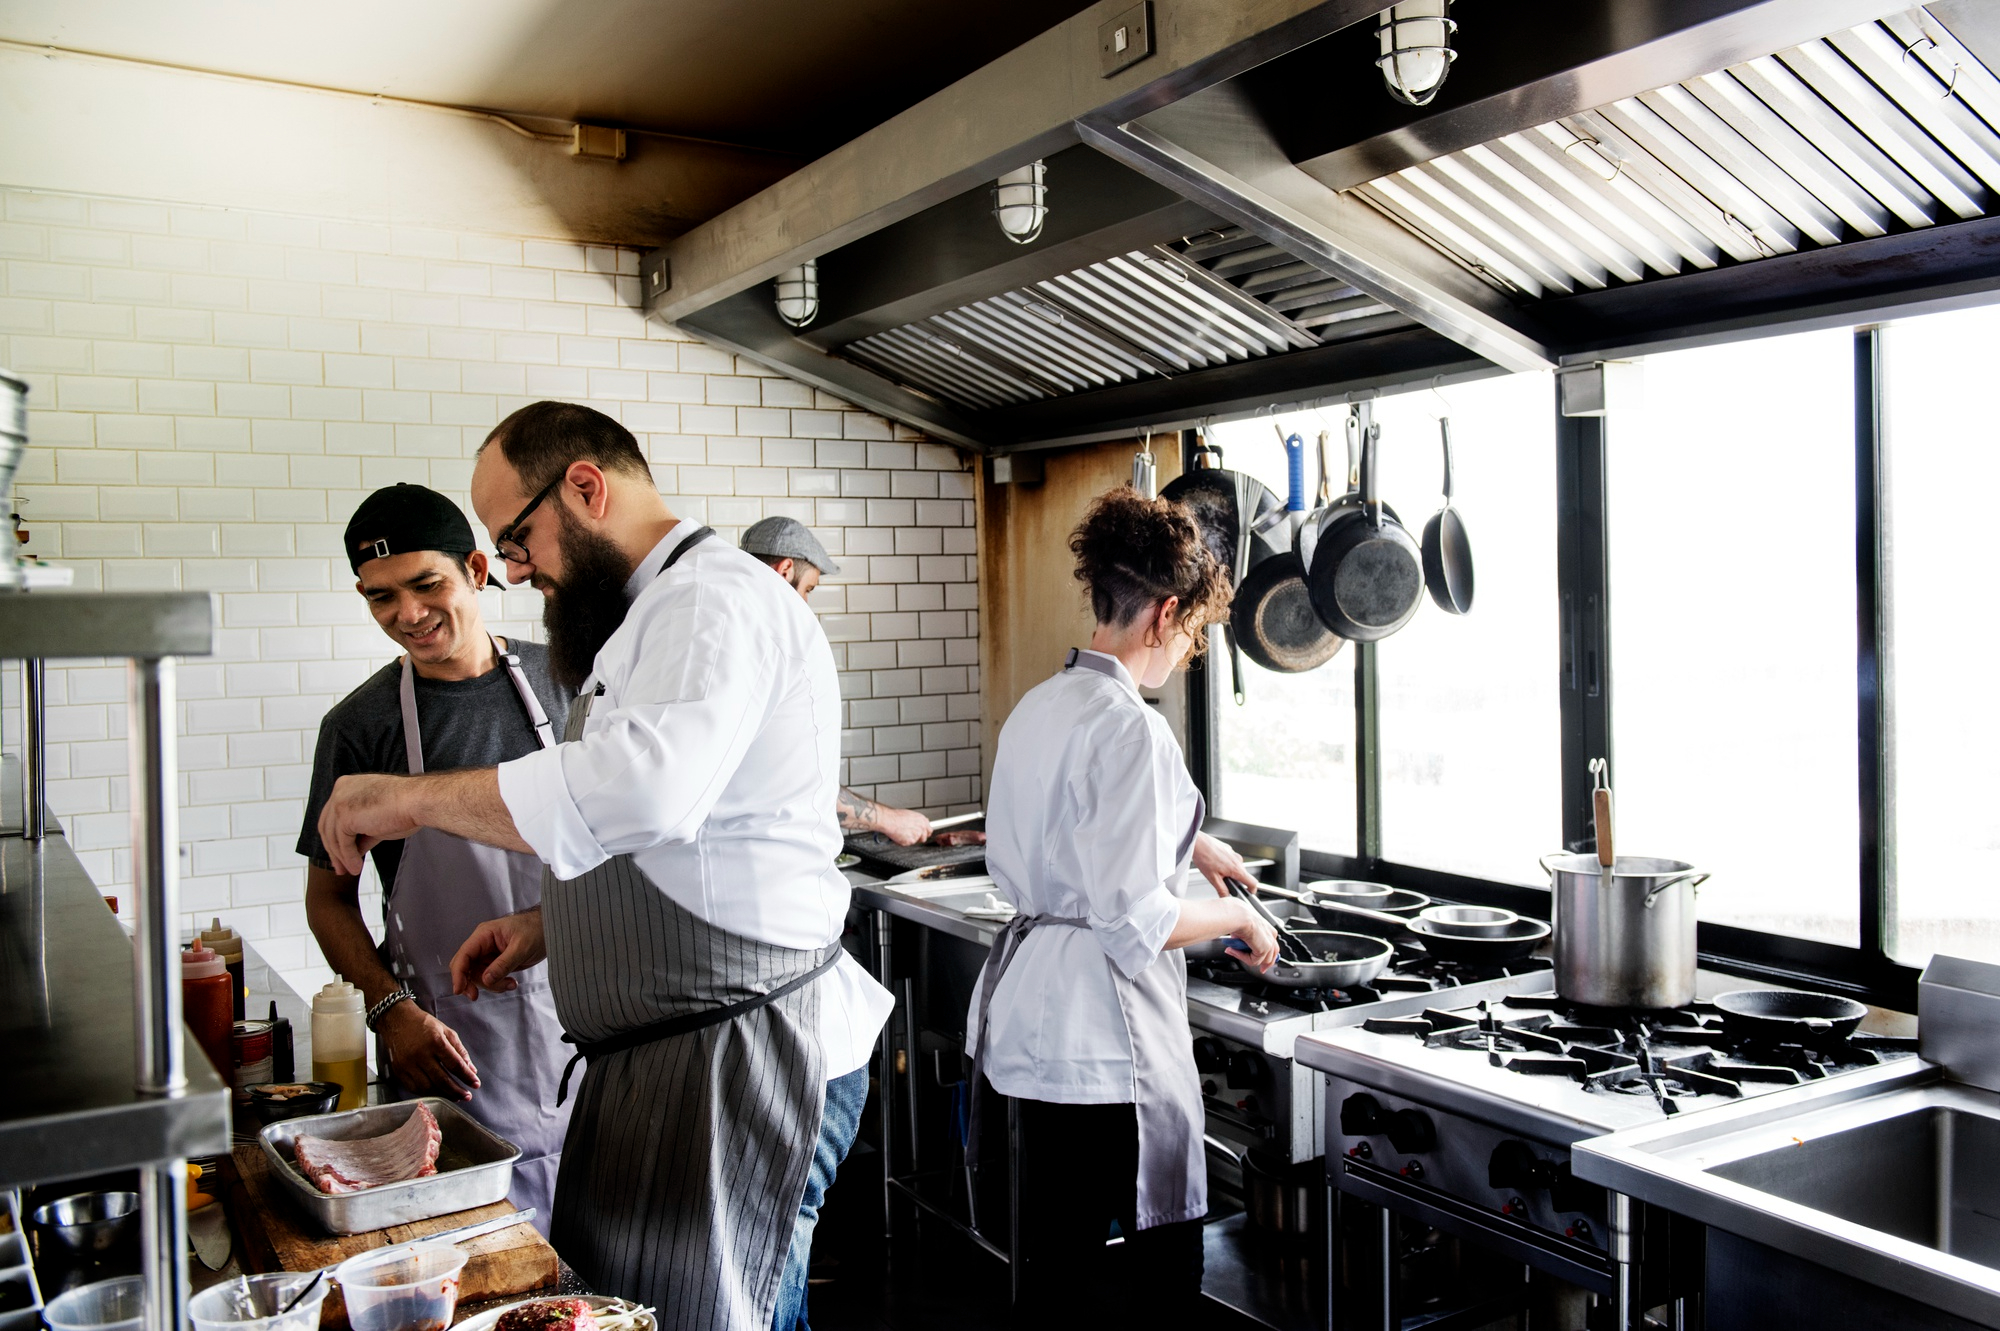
xmin=298 ymin=483 xmax=574 ymax=1228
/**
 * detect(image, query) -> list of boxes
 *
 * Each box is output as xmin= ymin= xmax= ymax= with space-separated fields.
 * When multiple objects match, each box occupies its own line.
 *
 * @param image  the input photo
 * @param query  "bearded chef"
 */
xmin=298 ymin=484 xmax=573 ymax=1229
xmin=315 ymin=402 xmax=892 ymax=1331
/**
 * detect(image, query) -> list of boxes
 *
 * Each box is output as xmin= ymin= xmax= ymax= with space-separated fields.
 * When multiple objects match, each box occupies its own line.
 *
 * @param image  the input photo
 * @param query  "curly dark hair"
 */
xmin=1070 ymin=486 xmax=1233 ymax=649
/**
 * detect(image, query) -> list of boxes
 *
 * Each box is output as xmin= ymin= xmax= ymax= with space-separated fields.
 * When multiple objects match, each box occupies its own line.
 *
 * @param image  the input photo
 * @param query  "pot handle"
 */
xmin=1538 ymin=853 xmax=1565 ymax=879
xmin=1642 ymin=871 xmax=1710 ymax=910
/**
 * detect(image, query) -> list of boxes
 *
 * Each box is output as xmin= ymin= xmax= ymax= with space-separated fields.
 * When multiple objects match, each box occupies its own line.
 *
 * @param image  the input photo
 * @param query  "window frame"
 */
xmin=1191 ymin=328 xmax=1923 ymax=1012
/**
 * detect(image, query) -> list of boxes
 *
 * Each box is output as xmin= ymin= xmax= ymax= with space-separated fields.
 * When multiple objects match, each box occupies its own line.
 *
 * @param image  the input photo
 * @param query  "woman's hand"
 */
xmin=1224 ymin=900 xmax=1280 ymax=972
xmin=1191 ymin=831 xmax=1255 ymax=898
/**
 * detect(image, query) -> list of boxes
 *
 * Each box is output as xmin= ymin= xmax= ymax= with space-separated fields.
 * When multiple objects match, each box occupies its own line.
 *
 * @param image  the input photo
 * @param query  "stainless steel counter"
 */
xmin=0 ymin=821 xmax=233 ymax=1189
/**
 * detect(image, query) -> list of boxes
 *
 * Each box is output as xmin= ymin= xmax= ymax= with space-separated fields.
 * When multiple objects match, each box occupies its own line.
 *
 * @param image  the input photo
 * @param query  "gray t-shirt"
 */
xmin=296 ymin=639 xmax=572 ymax=893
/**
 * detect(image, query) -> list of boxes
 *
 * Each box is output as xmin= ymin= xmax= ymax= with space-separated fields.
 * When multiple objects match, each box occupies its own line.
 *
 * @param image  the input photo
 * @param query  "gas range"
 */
xmin=1296 ymin=984 xmax=1919 ymax=1327
xmin=1188 ymin=949 xmax=1557 ymax=1165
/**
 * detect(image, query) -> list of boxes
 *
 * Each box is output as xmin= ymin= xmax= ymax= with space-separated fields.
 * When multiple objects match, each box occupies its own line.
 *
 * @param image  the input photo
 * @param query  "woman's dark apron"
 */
xmin=382 ymin=642 xmax=571 ymax=1226
xmin=541 ymin=526 xmax=842 ymax=1330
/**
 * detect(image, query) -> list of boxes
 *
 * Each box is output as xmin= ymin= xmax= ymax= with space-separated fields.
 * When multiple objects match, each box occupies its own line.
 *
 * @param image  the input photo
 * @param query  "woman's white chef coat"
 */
xmin=968 ymin=648 xmax=1207 ymax=1227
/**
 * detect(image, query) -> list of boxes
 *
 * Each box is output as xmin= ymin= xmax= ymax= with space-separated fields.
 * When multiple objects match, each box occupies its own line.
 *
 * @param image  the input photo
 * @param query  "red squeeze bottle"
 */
xmin=181 ymin=943 xmax=235 ymax=1082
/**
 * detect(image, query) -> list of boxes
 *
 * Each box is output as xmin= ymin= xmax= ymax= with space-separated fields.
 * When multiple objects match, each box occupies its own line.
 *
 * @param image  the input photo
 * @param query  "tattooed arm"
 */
xmin=839 ymin=787 xmax=932 ymax=846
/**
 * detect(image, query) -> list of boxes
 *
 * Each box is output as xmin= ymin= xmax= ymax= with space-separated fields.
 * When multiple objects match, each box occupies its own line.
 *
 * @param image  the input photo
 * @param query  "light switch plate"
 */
xmin=1099 ymin=1 xmax=1154 ymax=77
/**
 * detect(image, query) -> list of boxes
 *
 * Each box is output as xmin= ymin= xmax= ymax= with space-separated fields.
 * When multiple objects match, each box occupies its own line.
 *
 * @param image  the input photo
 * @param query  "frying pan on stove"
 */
xmin=1713 ymin=989 xmax=1867 ymax=1041
xmin=1294 ymin=894 xmax=1551 ymax=964
xmin=1222 ymin=878 xmax=1395 ymax=988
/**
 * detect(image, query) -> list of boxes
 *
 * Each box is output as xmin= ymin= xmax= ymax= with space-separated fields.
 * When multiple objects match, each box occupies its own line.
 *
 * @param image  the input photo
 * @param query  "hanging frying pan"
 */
xmin=1159 ymin=438 xmax=1288 ymax=584
xmin=1232 ymin=431 xmax=1341 ymax=674
xmin=1296 ymin=421 xmax=1360 ymax=577
xmin=1305 ymin=418 xmax=1424 ymax=642
xmin=1421 ymin=418 xmax=1475 ymax=615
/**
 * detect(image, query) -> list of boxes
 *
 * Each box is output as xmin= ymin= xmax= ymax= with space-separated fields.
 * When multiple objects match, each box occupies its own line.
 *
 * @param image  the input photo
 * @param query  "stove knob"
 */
xmin=1399 ymin=1160 xmax=1424 ymax=1180
xmin=1384 ymin=1108 xmax=1437 ymax=1154
xmin=1227 ymin=1051 xmax=1269 ymax=1088
xmin=1339 ymin=1093 xmax=1384 ymax=1135
xmin=1488 ymin=1140 xmax=1555 ymax=1191
xmin=1501 ymin=1196 xmax=1526 ymax=1217
xmin=1192 ymin=1037 xmax=1227 ymax=1074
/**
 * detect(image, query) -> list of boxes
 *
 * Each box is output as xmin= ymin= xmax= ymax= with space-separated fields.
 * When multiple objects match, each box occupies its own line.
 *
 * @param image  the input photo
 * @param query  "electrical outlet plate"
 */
xmin=1099 ymin=1 xmax=1154 ymax=77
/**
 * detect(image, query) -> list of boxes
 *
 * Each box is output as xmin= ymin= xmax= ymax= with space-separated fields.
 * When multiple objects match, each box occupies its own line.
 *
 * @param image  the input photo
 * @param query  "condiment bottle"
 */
xmin=311 ymin=981 xmax=368 ymax=1110
xmin=267 ymin=999 xmax=295 ymax=1082
xmin=180 ymin=943 xmax=234 ymax=1082
xmin=200 ymin=917 xmax=246 ymax=1020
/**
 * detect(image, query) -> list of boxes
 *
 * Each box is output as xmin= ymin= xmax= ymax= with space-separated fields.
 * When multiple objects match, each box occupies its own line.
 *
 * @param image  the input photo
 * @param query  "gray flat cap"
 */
xmin=740 ymin=515 xmax=840 ymax=576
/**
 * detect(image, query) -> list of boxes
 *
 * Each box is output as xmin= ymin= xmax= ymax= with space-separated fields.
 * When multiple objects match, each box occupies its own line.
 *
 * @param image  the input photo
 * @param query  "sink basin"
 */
xmin=1707 ymin=1103 xmax=2000 ymax=1266
xmin=1574 ymin=1061 xmax=2000 ymax=1327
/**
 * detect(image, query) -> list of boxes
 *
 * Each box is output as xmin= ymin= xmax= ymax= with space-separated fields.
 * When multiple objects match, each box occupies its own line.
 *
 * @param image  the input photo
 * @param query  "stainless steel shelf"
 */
xmin=0 ymin=829 xmax=231 ymax=1189
xmin=0 ymin=590 xmax=214 ymax=660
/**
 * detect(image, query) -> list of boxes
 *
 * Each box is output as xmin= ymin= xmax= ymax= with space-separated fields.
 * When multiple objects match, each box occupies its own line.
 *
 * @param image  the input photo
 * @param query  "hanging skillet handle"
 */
xmin=1343 ymin=412 xmax=1361 ymax=493
xmin=1361 ymin=422 xmax=1384 ymax=531
xmin=1642 ymin=871 xmax=1710 ymax=910
xmin=1439 ymin=417 xmax=1454 ymax=504
xmin=1315 ymin=430 xmax=1333 ymax=507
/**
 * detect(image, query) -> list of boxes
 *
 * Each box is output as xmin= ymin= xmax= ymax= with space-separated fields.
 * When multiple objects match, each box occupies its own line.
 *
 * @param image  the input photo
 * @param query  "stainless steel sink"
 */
xmin=1575 ymin=1061 xmax=2000 ymax=1327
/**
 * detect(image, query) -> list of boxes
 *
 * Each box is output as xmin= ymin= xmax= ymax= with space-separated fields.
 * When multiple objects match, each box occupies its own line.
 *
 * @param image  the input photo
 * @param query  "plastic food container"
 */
xmin=333 ymin=1243 xmax=466 ymax=1331
xmin=188 ymin=1272 xmax=331 ymax=1331
xmin=42 ymin=1275 xmax=144 ymax=1331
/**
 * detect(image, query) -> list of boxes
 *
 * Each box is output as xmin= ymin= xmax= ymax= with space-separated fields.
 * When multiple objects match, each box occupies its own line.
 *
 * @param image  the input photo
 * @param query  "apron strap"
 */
xmin=1063 ymin=647 xmax=1128 ymax=684
xmin=965 ymin=912 xmax=1088 ymax=1161
xmin=657 ymin=524 xmax=716 ymax=577
xmin=399 ymin=634 xmax=560 ymax=771
xmin=398 ymin=656 xmax=425 ymax=775
xmin=555 ymin=941 xmax=843 ymax=1107
xmin=495 ymin=637 xmax=556 ymax=751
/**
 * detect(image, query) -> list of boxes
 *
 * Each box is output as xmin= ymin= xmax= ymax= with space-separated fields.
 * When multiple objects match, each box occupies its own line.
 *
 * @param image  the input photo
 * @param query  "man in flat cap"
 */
xmin=299 ymin=483 xmax=574 ymax=1227
xmin=742 ymin=516 xmax=936 ymax=848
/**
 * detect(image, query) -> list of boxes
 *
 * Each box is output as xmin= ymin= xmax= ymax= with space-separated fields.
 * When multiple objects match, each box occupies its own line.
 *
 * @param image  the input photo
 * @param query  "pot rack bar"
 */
xmin=0 ymin=590 xmax=228 ymax=1331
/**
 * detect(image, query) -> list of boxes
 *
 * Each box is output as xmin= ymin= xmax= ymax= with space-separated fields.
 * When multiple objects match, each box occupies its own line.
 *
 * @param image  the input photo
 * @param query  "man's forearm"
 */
xmin=406 ymin=768 xmax=533 ymax=854
xmin=837 ymin=786 xmax=883 ymax=832
xmin=304 ymin=868 xmax=402 ymax=1007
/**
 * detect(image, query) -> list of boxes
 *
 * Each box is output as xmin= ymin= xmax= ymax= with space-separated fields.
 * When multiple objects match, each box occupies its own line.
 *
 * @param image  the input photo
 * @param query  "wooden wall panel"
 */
xmin=975 ymin=441 xmax=1184 ymax=790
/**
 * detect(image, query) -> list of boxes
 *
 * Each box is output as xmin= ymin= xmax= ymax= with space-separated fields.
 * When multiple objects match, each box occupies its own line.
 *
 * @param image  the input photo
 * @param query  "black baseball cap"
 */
xmin=344 ymin=484 xmax=478 ymax=575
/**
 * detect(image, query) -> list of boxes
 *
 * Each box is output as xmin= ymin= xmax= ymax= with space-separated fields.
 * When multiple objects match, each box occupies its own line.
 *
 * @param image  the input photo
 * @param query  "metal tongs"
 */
xmin=1224 ymin=878 xmax=1318 ymax=966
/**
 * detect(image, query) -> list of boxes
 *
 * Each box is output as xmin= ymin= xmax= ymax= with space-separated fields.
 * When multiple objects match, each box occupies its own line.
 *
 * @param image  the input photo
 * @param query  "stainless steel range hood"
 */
xmin=652 ymin=0 xmax=2000 ymax=452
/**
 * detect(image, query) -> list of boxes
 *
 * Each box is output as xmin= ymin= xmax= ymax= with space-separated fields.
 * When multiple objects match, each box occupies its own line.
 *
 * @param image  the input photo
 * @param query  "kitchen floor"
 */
xmin=808 ymin=1148 xmax=1266 ymax=1330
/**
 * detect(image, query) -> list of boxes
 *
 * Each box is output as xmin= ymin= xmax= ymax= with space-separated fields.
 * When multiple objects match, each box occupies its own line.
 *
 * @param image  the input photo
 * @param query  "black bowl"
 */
xmin=244 ymin=1081 xmax=344 ymax=1125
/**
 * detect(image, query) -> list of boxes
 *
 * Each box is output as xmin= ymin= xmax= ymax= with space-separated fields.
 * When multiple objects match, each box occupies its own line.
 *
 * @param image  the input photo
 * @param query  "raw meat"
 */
xmin=496 ymin=1300 xmax=598 ymax=1331
xmin=931 ymin=830 xmax=985 ymax=848
xmin=293 ymin=1102 xmax=441 ymax=1194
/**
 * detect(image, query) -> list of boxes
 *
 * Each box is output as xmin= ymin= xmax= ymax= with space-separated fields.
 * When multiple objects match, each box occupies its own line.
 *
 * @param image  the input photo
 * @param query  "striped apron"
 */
xmin=542 ymin=528 xmax=839 ymax=1330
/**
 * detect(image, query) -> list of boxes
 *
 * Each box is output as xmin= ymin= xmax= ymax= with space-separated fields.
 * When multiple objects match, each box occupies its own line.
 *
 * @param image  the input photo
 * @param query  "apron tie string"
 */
xmin=555 ymin=943 xmax=844 ymax=1106
xmin=965 ymin=912 xmax=1087 ymax=1162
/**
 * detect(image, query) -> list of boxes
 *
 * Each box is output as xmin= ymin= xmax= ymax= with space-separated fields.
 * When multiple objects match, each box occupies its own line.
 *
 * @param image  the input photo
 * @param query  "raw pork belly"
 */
xmin=293 ymin=1102 xmax=442 ymax=1194
xmin=495 ymin=1300 xmax=598 ymax=1331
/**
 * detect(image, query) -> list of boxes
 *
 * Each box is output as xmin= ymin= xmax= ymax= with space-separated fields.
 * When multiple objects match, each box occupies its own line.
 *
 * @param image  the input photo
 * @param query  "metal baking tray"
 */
xmin=258 ymin=1098 xmax=520 ymax=1236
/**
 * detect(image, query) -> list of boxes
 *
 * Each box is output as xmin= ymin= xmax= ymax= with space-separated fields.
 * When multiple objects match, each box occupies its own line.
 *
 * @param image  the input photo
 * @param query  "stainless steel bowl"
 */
xmin=1418 ymin=904 xmax=1519 ymax=938
xmin=31 ymin=1192 xmax=138 ymax=1256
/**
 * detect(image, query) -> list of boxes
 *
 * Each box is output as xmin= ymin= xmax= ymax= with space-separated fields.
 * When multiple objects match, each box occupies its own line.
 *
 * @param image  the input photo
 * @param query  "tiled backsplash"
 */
xmin=0 ymin=184 xmax=979 ymax=996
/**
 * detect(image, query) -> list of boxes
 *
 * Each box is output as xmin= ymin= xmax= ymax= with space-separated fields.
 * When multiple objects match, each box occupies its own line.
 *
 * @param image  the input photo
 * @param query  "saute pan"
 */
xmin=1259 ymin=881 xmax=1428 ymax=936
xmin=1223 ymin=879 xmax=1395 ymax=989
xmin=1291 ymin=893 xmax=1551 ymax=964
xmin=1233 ymin=431 xmax=1341 ymax=674
xmin=1713 ymin=989 xmax=1868 ymax=1042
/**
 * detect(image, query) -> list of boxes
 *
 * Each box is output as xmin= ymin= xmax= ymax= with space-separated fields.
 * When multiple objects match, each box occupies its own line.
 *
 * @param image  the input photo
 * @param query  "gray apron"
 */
xmin=542 ymin=525 xmax=842 ymax=1331
xmin=382 ymin=642 xmax=572 ymax=1228
xmin=969 ymin=648 xmax=1209 ymax=1230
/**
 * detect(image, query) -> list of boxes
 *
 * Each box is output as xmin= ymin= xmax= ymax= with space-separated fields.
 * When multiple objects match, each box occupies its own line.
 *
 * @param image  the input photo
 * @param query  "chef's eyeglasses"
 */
xmin=493 ymin=475 xmax=565 ymax=565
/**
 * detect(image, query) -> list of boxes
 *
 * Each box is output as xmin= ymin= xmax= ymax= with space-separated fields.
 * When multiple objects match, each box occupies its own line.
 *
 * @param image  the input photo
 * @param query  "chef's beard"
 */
xmin=540 ymin=508 xmax=635 ymax=693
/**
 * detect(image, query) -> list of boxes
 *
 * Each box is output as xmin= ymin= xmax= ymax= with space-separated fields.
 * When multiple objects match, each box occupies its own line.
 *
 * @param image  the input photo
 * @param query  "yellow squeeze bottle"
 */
xmin=311 ymin=981 xmax=369 ymax=1110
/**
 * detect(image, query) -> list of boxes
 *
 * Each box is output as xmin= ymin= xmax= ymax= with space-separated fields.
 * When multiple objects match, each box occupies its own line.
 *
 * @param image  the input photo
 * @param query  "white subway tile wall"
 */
xmin=0 ymin=185 xmax=981 ymax=998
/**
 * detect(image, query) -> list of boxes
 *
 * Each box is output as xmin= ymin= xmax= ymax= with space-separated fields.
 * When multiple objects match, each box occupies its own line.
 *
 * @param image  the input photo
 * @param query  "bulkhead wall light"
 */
xmin=1377 ymin=0 xmax=1457 ymax=107
xmin=992 ymin=160 xmax=1048 ymax=244
xmin=774 ymin=260 xmax=819 ymax=328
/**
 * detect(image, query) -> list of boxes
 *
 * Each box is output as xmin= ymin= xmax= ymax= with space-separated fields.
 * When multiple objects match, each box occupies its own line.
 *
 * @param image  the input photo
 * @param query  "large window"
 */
xmin=1606 ymin=328 xmax=1859 ymax=946
xmin=1373 ymin=373 xmax=1559 ymax=883
xmin=1884 ymin=305 xmax=2000 ymax=967
xmin=1208 ymin=373 xmax=1558 ymax=871
xmin=1205 ymin=415 xmax=1357 ymax=855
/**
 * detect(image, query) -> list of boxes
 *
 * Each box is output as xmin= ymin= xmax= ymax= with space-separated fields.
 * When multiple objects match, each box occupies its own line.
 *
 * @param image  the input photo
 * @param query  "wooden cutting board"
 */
xmin=226 ymin=1146 xmax=559 ymax=1329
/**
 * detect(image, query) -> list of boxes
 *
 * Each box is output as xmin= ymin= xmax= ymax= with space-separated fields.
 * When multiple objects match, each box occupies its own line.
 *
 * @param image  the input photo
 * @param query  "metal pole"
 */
xmin=129 ymin=656 xmax=189 ymax=1331
xmin=1378 ymin=1203 xmax=1396 ymax=1331
xmin=23 ymin=658 xmax=46 ymax=840
xmin=1609 ymin=1191 xmax=1636 ymax=1331
xmin=872 ymin=908 xmax=895 ymax=1242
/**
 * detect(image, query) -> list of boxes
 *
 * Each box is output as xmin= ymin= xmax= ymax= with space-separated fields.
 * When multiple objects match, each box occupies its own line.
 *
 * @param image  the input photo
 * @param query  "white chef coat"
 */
xmin=497 ymin=521 xmax=892 ymax=1077
xmin=970 ymin=649 xmax=1204 ymax=1103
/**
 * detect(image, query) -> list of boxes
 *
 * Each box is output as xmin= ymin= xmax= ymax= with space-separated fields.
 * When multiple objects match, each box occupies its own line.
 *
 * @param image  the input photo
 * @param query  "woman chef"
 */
xmin=967 ymin=487 xmax=1281 ymax=1318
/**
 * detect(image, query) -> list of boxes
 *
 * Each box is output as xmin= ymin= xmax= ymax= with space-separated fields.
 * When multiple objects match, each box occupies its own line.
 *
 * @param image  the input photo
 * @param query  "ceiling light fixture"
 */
xmin=1377 ymin=0 xmax=1457 ymax=108
xmin=774 ymin=260 xmax=819 ymax=328
xmin=993 ymin=160 xmax=1049 ymax=244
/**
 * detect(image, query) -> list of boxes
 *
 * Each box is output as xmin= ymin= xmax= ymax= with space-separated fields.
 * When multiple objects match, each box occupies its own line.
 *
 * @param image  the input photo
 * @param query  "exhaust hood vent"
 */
xmin=843 ymin=234 xmax=1411 ymax=411
xmin=1352 ymin=11 xmax=2000 ymax=300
